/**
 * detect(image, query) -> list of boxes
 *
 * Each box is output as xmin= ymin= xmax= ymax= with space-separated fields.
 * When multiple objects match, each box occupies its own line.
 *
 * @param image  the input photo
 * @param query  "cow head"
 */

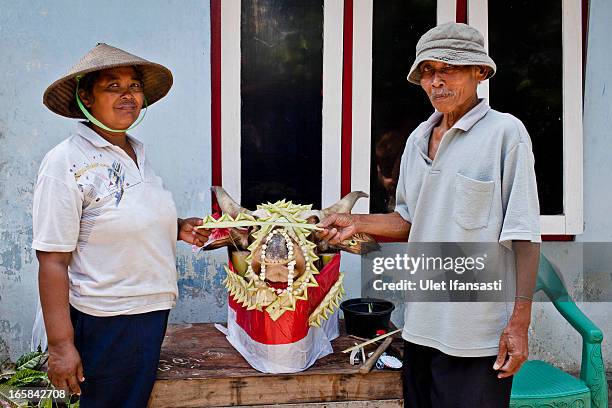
xmin=203 ymin=187 xmax=379 ymax=290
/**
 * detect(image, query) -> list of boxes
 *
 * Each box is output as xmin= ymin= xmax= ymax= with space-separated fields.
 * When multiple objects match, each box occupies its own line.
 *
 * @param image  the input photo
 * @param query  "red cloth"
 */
xmin=228 ymin=253 xmax=341 ymax=345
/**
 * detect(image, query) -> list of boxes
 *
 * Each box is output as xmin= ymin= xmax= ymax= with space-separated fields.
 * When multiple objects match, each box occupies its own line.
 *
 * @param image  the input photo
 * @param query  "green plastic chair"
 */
xmin=510 ymin=254 xmax=608 ymax=408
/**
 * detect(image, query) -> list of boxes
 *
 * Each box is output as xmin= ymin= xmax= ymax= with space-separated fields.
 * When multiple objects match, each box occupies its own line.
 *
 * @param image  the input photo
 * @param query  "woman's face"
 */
xmin=79 ymin=66 xmax=144 ymax=130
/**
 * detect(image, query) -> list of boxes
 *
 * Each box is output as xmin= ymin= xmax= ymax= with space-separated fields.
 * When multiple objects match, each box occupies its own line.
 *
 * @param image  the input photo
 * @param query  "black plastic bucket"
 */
xmin=340 ymin=298 xmax=395 ymax=338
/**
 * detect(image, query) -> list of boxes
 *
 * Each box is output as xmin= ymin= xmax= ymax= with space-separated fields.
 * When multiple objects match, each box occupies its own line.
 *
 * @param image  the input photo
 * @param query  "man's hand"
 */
xmin=178 ymin=218 xmax=211 ymax=246
xmin=47 ymin=341 xmax=84 ymax=395
xmin=493 ymin=240 xmax=538 ymax=378
xmin=316 ymin=213 xmax=358 ymax=245
xmin=493 ymin=309 xmax=530 ymax=378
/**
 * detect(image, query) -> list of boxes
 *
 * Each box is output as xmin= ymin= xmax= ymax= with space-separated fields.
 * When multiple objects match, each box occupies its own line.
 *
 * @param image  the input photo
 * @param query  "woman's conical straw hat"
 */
xmin=43 ymin=43 xmax=173 ymax=118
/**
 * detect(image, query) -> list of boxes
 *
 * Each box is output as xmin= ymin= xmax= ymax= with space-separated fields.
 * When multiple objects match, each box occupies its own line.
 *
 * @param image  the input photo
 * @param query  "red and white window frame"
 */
xmin=211 ymin=0 xmax=585 ymax=236
xmin=211 ymin=0 xmax=345 ymax=209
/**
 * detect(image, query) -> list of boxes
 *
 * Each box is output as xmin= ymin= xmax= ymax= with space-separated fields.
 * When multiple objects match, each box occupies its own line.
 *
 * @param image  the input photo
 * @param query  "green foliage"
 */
xmin=0 ymin=351 xmax=83 ymax=407
xmin=0 ymin=348 xmax=49 ymax=387
xmin=15 ymin=348 xmax=48 ymax=371
xmin=37 ymin=398 xmax=54 ymax=408
xmin=6 ymin=368 xmax=49 ymax=387
xmin=34 ymin=397 xmax=80 ymax=408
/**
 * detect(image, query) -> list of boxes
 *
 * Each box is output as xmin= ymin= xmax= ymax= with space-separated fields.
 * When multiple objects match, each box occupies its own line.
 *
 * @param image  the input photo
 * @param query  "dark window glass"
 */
xmin=489 ymin=0 xmax=563 ymax=215
xmin=370 ymin=0 xmax=437 ymax=214
xmin=241 ymin=0 xmax=323 ymax=209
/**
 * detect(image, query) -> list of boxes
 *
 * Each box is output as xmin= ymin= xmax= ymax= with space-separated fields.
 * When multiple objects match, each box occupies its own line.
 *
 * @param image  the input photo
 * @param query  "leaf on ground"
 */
xmin=6 ymin=369 xmax=49 ymax=387
xmin=38 ymin=398 xmax=54 ymax=408
xmin=0 ymin=368 xmax=16 ymax=383
xmin=15 ymin=350 xmax=48 ymax=371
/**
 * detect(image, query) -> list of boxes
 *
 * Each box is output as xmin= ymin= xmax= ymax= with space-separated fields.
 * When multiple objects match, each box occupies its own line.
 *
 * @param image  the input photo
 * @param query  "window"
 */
xmin=352 ymin=0 xmax=456 ymax=214
xmin=240 ymin=0 xmax=324 ymax=209
xmin=488 ymin=0 xmax=563 ymax=215
xmin=219 ymin=0 xmax=344 ymax=209
xmin=358 ymin=0 xmax=583 ymax=235
xmin=216 ymin=0 xmax=583 ymax=235
xmin=369 ymin=0 xmax=438 ymax=213
xmin=469 ymin=0 xmax=583 ymax=234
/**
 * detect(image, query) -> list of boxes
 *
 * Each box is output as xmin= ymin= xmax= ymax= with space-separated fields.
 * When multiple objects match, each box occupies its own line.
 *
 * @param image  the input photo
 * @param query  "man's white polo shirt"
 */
xmin=395 ymin=99 xmax=541 ymax=357
xmin=32 ymin=122 xmax=179 ymax=316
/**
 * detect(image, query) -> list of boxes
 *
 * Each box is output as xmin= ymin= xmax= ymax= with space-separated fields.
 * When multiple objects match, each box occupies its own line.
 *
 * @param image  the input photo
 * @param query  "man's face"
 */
xmin=419 ymin=61 xmax=486 ymax=113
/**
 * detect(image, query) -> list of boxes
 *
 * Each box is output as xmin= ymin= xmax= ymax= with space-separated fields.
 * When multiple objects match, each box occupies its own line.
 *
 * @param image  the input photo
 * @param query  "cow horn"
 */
xmin=321 ymin=191 xmax=368 ymax=218
xmin=297 ymin=210 xmax=324 ymax=223
xmin=211 ymin=186 xmax=252 ymax=218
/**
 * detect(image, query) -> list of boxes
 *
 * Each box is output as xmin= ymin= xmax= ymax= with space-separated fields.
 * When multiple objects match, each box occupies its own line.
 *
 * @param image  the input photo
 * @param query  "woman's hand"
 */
xmin=36 ymin=251 xmax=83 ymax=394
xmin=47 ymin=341 xmax=84 ymax=395
xmin=178 ymin=218 xmax=211 ymax=247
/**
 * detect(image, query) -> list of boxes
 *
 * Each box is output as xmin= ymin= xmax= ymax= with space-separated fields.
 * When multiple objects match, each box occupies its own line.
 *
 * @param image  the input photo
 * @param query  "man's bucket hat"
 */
xmin=43 ymin=43 xmax=173 ymax=118
xmin=407 ymin=22 xmax=496 ymax=84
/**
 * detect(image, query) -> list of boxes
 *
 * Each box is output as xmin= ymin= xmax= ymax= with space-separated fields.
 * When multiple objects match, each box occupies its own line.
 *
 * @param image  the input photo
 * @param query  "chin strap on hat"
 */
xmin=75 ymin=75 xmax=148 ymax=132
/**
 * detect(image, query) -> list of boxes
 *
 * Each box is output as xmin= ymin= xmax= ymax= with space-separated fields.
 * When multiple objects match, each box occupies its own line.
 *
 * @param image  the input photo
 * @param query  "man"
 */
xmin=318 ymin=23 xmax=540 ymax=407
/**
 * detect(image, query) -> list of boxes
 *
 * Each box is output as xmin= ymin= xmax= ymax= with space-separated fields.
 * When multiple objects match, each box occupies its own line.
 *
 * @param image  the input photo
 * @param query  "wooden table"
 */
xmin=148 ymin=323 xmax=403 ymax=408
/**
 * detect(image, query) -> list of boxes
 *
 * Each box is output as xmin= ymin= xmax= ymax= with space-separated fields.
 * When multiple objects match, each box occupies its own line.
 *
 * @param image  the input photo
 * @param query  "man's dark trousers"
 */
xmin=402 ymin=340 xmax=513 ymax=407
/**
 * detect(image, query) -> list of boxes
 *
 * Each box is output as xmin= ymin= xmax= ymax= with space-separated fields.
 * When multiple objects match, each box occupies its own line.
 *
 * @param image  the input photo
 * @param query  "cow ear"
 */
xmin=306 ymin=215 xmax=319 ymax=224
xmin=251 ymin=208 xmax=272 ymax=219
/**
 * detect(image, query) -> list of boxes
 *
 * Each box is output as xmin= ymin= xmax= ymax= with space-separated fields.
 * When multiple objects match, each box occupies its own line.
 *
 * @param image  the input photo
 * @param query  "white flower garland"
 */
xmin=249 ymin=228 xmax=313 ymax=295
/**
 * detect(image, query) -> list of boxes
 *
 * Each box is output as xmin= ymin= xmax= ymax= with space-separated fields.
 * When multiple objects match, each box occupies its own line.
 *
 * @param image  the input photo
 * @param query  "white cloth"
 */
xmin=31 ymin=296 xmax=47 ymax=351
xmin=225 ymin=307 xmax=339 ymax=373
xmin=395 ymin=99 xmax=541 ymax=357
xmin=32 ymin=122 xmax=178 ymax=317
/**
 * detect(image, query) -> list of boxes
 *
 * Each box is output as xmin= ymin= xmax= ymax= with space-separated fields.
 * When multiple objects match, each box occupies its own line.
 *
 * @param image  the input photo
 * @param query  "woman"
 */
xmin=34 ymin=43 xmax=210 ymax=407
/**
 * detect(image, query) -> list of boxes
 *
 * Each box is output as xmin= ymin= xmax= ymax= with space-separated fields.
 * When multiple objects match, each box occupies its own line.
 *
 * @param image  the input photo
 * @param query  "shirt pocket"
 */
xmin=453 ymin=173 xmax=495 ymax=230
